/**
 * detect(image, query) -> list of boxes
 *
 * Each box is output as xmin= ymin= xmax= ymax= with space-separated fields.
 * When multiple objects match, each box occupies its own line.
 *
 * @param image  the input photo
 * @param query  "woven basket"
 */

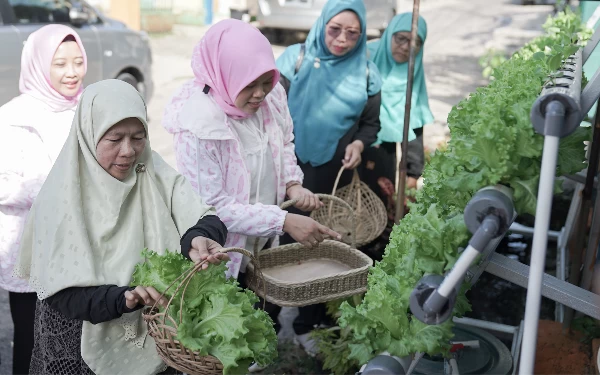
xmin=245 ymin=194 xmax=373 ymax=307
xmin=143 ymin=248 xmax=265 ymax=375
xmin=311 ymin=167 xmax=387 ymax=247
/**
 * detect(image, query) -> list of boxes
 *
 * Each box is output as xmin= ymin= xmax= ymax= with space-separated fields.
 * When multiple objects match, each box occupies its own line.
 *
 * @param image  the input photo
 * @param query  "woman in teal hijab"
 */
xmin=361 ymin=12 xmax=434 ymax=214
xmin=277 ymin=0 xmax=382 ymax=189
xmin=275 ymin=0 xmax=382 ymax=356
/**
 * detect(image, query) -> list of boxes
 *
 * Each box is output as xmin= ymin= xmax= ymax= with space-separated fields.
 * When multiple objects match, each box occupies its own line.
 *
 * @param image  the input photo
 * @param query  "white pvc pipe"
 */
xmin=519 ymin=135 xmax=560 ymax=375
xmin=438 ymin=245 xmax=479 ymax=298
xmin=509 ymin=222 xmax=561 ymax=240
xmin=449 ymin=358 xmax=460 ymax=375
xmin=453 ymin=317 xmax=518 ymax=334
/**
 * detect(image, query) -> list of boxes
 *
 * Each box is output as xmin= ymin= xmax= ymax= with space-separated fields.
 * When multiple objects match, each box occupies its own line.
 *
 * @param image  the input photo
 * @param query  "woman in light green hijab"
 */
xmin=361 ymin=13 xmax=434 ymax=219
xmin=14 ymin=79 xmax=229 ymax=375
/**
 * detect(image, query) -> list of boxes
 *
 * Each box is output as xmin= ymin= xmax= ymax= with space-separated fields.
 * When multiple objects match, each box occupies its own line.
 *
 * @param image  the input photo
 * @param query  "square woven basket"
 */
xmin=245 ymin=194 xmax=373 ymax=307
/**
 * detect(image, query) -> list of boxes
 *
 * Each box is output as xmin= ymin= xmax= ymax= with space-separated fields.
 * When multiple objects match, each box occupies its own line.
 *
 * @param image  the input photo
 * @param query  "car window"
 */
xmin=7 ymin=0 xmax=100 ymax=25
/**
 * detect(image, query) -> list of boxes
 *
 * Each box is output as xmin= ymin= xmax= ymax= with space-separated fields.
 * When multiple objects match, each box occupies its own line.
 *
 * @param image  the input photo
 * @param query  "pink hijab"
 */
xmin=188 ymin=19 xmax=280 ymax=120
xmin=19 ymin=24 xmax=87 ymax=112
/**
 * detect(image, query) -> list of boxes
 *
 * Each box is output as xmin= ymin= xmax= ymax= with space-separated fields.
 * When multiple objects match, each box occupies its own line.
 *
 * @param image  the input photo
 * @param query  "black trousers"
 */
xmin=238 ymin=272 xmax=282 ymax=333
xmin=238 ymin=272 xmax=329 ymax=335
xmin=358 ymin=127 xmax=425 ymax=203
xmin=279 ymin=156 xmax=354 ymax=335
xmin=9 ymin=291 xmax=37 ymax=375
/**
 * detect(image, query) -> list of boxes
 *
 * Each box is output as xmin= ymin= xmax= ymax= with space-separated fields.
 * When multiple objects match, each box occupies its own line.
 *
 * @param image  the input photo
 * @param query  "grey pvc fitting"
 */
xmin=469 ymin=216 xmax=500 ymax=252
xmin=464 ymin=185 xmax=515 ymax=237
xmin=530 ymin=50 xmax=582 ymax=138
xmin=360 ymin=355 xmax=407 ymax=375
xmin=423 ymin=289 xmax=449 ymax=315
xmin=409 ymin=274 xmax=456 ymax=325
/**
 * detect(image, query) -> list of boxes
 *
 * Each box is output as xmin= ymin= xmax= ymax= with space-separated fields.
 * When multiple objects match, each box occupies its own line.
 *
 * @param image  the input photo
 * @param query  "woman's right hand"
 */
xmin=283 ymin=213 xmax=342 ymax=248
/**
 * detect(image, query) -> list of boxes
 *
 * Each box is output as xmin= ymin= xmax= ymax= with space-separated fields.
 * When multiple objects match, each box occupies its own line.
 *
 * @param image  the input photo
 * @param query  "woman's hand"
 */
xmin=124 ymin=286 xmax=166 ymax=310
xmin=190 ymin=236 xmax=229 ymax=270
xmin=287 ymin=185 xmax=323 ymax=211
xmin=343 ymin=140 xmax=364 ymax=170
xmin=406 ymin=177 xmax=419 ymax=190
xmin=283 ymin=213 xmax=341 ymax=248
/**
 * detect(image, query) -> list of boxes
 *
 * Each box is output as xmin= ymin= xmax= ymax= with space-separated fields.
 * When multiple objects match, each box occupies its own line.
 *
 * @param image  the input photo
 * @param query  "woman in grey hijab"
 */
xmin=15 ymin=79 xmax=228 ymax=375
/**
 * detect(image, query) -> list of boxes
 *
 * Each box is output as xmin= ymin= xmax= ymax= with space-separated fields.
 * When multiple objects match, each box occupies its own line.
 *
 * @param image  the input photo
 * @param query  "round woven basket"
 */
xmin=311 ymin=167 xmax=387 ymax=247
xmin=142 ymin=247 xmax=265 ymax=375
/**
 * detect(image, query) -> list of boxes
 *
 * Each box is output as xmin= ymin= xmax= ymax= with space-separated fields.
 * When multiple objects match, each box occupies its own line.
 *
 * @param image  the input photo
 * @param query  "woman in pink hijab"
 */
xmin=163 ymin=19 xmax=340 ymax=370
xmin=0 ymin=24 xmax=87 ymax=374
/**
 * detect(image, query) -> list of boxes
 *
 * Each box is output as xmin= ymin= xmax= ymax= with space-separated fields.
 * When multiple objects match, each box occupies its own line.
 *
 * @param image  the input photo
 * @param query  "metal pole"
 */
xmin=204 ymin=0 xmax=213 ymax=25
xmin=582 ymin=172 xmax=600 ymax=291
xmin=579 ymin=103 xmax=600 ymax=291
xmin=395 ymin=0 xmax=420 ymax=224
xmin=519 ymin=101 xmax=565 ymax=375
xmin=563 ymin=97 xmax=600 ymax=330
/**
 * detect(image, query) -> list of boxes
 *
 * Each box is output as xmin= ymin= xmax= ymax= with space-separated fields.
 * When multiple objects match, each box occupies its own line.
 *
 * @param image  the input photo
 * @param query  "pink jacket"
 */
xmin=164 ymin=83 xmax=303 ymax=278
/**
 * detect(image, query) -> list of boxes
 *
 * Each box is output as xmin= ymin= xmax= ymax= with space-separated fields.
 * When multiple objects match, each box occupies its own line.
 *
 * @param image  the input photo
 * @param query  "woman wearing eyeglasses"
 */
xmin=361 ymin=13 xmax=433 ymax=216
xmin=275 ymin=0 xmax=382 ymax=356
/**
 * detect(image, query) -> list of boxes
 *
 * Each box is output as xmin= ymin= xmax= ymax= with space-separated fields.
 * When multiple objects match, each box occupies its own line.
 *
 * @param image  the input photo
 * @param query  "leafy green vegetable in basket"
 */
xmin=131 ymin=249 xmax=277 ymax=375
xmin=323 ymin=9 xmax=593 ymax=372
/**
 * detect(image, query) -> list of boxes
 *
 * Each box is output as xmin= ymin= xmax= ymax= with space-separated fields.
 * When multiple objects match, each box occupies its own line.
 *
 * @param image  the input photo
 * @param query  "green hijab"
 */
xmin=367 ymin=13 xmax=434 ymax=144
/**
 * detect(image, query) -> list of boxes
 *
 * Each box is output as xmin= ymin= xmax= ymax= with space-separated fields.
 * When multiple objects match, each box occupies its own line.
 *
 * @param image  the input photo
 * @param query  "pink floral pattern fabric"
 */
xmin=166 ymin=83 xmax=303 ymax=278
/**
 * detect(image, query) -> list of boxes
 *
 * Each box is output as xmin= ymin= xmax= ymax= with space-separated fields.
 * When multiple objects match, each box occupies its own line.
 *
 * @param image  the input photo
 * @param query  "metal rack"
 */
xmin=359 ymin=21 xmax=600 ymax=375
xmin=465 ymin=27 xmax=600 ymax=372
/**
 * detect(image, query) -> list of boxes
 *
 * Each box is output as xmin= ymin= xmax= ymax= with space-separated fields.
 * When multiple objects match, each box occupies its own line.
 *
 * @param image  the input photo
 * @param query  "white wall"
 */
xmin=87 ymin=0 xmax=111 ymax=13
xmin=172 ymin=0 xmax=203 ymax=15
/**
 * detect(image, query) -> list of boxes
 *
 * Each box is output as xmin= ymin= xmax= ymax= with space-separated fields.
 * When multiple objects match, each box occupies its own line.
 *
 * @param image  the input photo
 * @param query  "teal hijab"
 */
xmin=277 ymin=0 xmax=382 ymax=167
xmin=367 ymin=13 xmax=433 ymax=144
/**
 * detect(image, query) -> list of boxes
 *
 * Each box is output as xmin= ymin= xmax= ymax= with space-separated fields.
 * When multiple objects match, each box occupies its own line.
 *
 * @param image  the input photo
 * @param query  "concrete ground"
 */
xmin=0 ymin=0 xmax=554 ymax=372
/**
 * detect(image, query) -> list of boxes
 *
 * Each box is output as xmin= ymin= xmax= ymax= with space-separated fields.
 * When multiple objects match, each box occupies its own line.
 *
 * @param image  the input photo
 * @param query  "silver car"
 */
xmin=255 ymin=0 xmax=395 ymax=38
xmin=0 ymin=0 xmax=153 ymax=106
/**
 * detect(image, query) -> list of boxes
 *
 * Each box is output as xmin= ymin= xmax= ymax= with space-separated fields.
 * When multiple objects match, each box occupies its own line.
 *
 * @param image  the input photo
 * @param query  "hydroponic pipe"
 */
xmin=519 ymin=101 xmax=565 ymax=375
xmin=409 ymin=186 xmax=513 ymax=325
xmin=437 ymin=218 xmax=499 ymax=298
xmin=532 ymin=50 xmax=581 ymax=135
xmin=418 ymin=216 xmax=499 ymax=320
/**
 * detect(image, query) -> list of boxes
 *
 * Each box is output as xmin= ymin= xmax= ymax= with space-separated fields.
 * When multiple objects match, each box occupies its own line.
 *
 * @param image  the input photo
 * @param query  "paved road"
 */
xmin=0 ymin=0 xmax=553 ymax=371
xmin=146 ymin=0 xmax=553 ymax=169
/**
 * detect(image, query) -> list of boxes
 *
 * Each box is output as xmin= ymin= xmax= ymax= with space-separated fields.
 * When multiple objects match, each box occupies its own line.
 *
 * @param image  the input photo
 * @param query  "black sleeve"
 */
xmin=46 ymin=285 xmax=143 ymax=324
xmin=279 ymin=75 xmax=291 ymax=96
xmin=353 ymin=93 xmax=382 ymax=147
xmin=406 ymin=127 xmax=425 ymax=178
xmin=180 ymin=215 xmax=228 ymax=261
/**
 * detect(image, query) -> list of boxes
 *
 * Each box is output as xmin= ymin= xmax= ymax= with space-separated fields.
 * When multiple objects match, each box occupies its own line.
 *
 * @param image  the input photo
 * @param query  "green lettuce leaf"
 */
xmin=332 ymin=11 xmax=592 ymax=373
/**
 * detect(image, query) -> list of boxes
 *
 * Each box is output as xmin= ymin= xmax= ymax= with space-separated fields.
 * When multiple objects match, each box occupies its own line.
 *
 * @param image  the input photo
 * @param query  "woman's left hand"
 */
xmin=287 ymin=185 xmax=323 ymax=211
xmin=189 ymin=236 xmax=229 ymax=269
xmin=124 ymin=286 xmax=166 ymax=309
xmin=343 ymin=140 xmax=364 ymax=170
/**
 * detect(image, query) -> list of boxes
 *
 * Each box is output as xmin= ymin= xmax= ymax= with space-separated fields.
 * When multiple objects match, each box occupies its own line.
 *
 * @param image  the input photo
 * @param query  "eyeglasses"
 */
xmin=393 ymin=34 xmax=423 ymax=49
xmin=327 ymin=25 xmax=361 ymax=41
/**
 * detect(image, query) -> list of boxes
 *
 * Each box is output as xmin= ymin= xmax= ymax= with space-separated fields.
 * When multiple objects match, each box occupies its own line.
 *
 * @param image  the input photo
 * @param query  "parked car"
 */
xmin=0 ymin=0 xmax=153 ymax=107
xmin=254 ymin=0 xmax=395 ymax=40
xmin=229 ymin=0 xmax=259 ymax=22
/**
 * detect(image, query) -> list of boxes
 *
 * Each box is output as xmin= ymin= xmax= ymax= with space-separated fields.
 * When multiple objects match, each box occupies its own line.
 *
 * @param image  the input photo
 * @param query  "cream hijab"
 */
xmin=15 ymin=79 xmax=215 ymax=374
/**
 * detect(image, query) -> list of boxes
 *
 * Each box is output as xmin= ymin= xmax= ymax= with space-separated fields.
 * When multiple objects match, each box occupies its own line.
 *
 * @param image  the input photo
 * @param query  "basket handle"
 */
xmin=280 ymin=193 xmax=356 ymax=247
xmin=331 ymin=167 xmax=363 ymax=215
xmin=149 ymin=247 xmax=266 ymax=326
